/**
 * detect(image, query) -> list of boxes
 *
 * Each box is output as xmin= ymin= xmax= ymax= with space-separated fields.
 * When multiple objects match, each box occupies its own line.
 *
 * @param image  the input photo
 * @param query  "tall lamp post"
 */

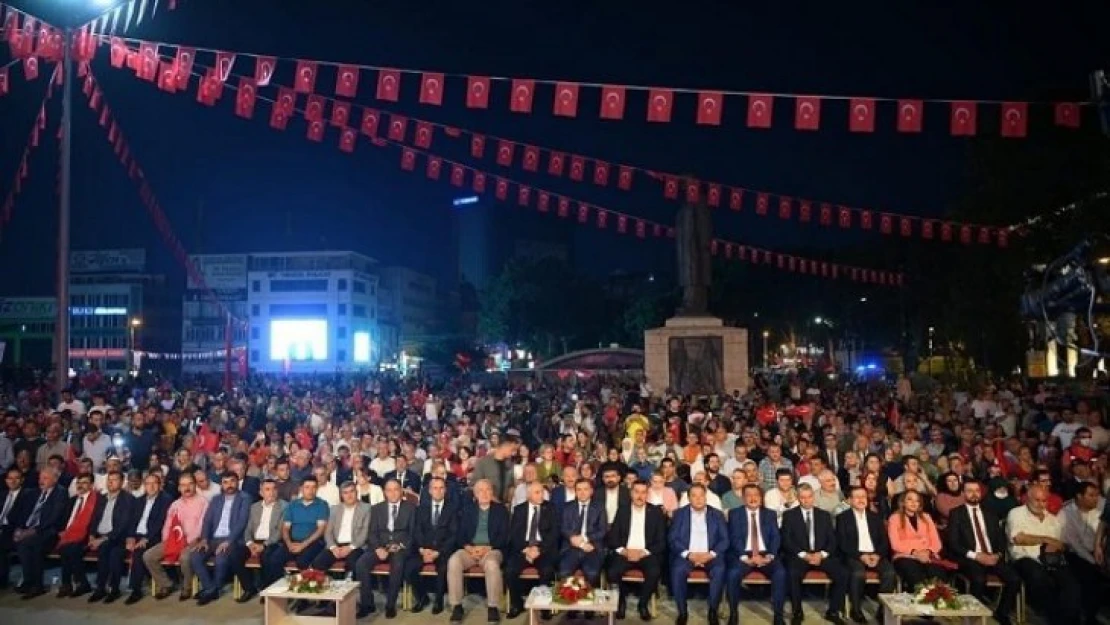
xmin=762 ymin=330 xmax=769 ymax=368
xmin=129 ymin=317 xmax=142 ymax=374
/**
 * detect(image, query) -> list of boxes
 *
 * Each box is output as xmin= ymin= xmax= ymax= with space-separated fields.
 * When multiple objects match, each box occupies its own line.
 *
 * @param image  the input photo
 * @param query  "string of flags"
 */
xmin=137 ymin=345 xmax=246 ymax=361
xmin=2 ymin=6 xmax=96 ymax=68
xmin=0 ymin=64 xmax=59 ymax=241
xmin=107 ymin=53 xmax=906 ymax=288
xmin=97 ymin=33 xmax=1086 ymax=138
xmin=78 ymin=0 xmax=182 ymax=36
xmin=103 ymin=35 xmax=1015 ymax=247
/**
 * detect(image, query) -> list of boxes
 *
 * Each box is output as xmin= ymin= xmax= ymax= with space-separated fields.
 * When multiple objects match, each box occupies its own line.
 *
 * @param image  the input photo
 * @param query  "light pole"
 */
xmin=129 ymin=317 xmax=142 ymax=373
xmin=762 ymin=330 xmax=769 ymax=368
xmin=55 ymin=27 xmax=74 ymax=389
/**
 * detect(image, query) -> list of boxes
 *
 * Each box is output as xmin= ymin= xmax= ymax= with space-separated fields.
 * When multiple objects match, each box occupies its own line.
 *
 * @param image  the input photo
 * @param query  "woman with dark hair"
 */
xmin=887 ymin=490 xmax=951 ymax=590
xmin=862 ymin=471 xmax=891 ymax=519
xmin=933 ymin=472 xmax=965 ymax=527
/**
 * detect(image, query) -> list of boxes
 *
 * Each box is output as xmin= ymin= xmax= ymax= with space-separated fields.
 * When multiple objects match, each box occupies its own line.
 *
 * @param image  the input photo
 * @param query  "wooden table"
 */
xmin=261 ymin=579 xmax=360 ymax=625
xmin=879 ymin=593 xmax=993 ymax=625
xmin=525 ymin=587 xmax=620 ymax=625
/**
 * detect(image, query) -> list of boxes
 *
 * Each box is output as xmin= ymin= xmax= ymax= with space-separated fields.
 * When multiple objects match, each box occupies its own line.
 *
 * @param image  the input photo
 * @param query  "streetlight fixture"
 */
xmin=814 ymin=316 xmax=823 ymax=324
xmin=761 ymin=330 xmax=770 ymax=368
xmin=859 ymin=297 xmax=868 ymax=302
xmin=129 ymin=317 xmax=142 ymax=375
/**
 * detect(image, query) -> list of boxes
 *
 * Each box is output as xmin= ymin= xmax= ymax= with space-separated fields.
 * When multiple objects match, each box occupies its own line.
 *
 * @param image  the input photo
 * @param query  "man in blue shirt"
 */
xmin=262 ymin=476 xmax=329 ymax=586
xmin=190 ymin=472 xmax=251 ymax=605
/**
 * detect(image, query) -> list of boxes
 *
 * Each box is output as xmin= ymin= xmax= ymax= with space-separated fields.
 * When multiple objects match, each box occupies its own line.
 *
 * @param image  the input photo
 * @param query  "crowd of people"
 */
xmin=0 ymin=370 xmax=1107 ymax=625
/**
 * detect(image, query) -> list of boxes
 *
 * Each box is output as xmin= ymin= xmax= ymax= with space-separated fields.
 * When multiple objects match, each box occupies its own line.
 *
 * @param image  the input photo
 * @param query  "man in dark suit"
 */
xmin=818 ymin=433 xmax=846 ymax=477
xmin=549 ymin=465 xmax=578 ymax=545
xmin=355 ymin=478 xmax=415 ymax=618
xmin=506 ymin=481 xmax=559 ymax=618
xmin=0 ymin=467 xmax=35 ymax=588
xmin=191 ymin=472 xmax=252 ymax=605
xmin=383 ymin=455 xmax=422 ymax=496
xmin=446 ymin=479 xmax=510 ymax=623
xmin=559 ymin=477 xmax=607 ymax=589
xmin=594 ymin=463 xmax=632 ymax=527
xmin=670 ymin=484 xmax=730 ymax=625
xmin=606 ymin=479 xmax=666 ymax=621
xmin=406 ymin=476 xmax=457 ymax=614
xmin=13 ymin=466 xmax=69 ymax=598
xmin=86 ymin=470 xmax=137 ymax=602
xmin=835 ymin=486 xmax=897 ymax=624
xmin=943 ymin=480 xmax=1020 ymax=625
xmin=230 ymin=479 xmax=285 ymax=604
xmin=726 ymin=484 xmax=785 ymax=625
xmin=229 ymin=456 xmax=261 ymax=502
xmin=419 ymin=464 xmax=461 ymax=508
xmin=124 ymin=473 xmax=171 ymax=604
xmin=781 ymin=484 xmax=846 ymax=625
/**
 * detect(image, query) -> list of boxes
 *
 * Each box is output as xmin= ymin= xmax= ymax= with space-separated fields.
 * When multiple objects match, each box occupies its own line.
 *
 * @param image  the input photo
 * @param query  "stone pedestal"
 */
xmin=644 ymin=316 xmax=749 ymax=396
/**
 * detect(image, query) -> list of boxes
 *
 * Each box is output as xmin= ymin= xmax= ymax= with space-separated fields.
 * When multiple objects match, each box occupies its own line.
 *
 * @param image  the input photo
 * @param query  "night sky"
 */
xmin=1 ymin=0 xmax=1107 ymax=298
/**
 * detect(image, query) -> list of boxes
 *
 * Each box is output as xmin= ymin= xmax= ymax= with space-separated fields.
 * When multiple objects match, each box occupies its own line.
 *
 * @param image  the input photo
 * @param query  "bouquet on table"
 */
xmin=287 ymin=568 xmax=330 ymax=593
xmin=552 ymin=574 xmax=595 ymax=604
xmin=913 ymin=579 xmax=961 ymax=610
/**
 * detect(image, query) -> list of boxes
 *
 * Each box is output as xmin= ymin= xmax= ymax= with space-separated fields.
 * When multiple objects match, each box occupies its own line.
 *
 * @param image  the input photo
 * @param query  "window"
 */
xmin=251 ymin=326 xmax=260 ymax=340
xmin=270 ymin=279 xmax=328 ymax=292
xmin=337 ymin=350 xmax=347 ymax=362
xmin=353 ymin=281 xmax=366 ymax=294
xmin=337 ymin=327 xmax=347 ymax=339
xmin=352 ymin=305 xmax=367 ymax=318
xmin=252 ymin=280 xmax=261 ymax=292
xmin=338 ymin=304 xmax=347 ymax=316
xmin=251 ymin=304 xmax=260 ymax=316
xmin=354 ymin=332 xmax=371 ymax=363
xmin=251 ymin=350 xmax=260 ymax=362
xmin=269 ymin=303 xmax=327 ymax=317
xmin=337 ymin=279 xmax=348 ymax=291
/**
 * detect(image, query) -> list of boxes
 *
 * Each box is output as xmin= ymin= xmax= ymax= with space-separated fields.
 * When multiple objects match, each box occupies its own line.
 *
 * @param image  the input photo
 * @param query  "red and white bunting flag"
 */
xmin=755 ymin=193 xmax=769 ymax=216
xmin=685 ymin=181 xmax=700 ymax=204
xmin=215 ymin=52 xmax=235 ymax=82
xmin=848 ymin=97 xmax=875 ymax=132
xmin=729 ymin=189 xmax=742 ymax=211
xmin=1000 ymin=102 xmax=1027 ymax=138
xmin=376 ymin=69 xmax=400 ymax=101
xmin=879 ymin=213 xmax=893 ymax=235
xmin=705 ymin=184 xmax=720 ymax=207
xmin=387 ymin=115 xmax=407 ymax=141
xmin=400 ymin=148 xmax=416 ymax=171
xmin=635 ymin=220 xmax=646 ymax=238
xmin=510 ymin=79 xmax=534 ymax=113
xmin=426 ymin=157 xmax=442 ymax=180
xmin=596 ymin=209 xmax=608 ymax=229
xmin=331 ymin=101 xmax=350 ymax=127
xmin=414 ymin=122 xmax=433 ymax=148
xmin=599 ymin=85 xmax=625 ymax=120
xmin=557 ymin=197 xmax=570 ymax=218
xmin=537 ymin=191 xmax=550 ymax=212
xmin=959 ymin=225 xmax=972 ymax=244
xmin=548 ymin=152 xmax=565 ymax=176
xmin=306 ymin=120 xmax=325 ymax=142
xmin=470 ymin=134 xmax=485 ymax=158
xmin=254 ymin=55 xmax=275 ymax=86
xmin=23 ymin=56 xmax=38 ymax=80
xmin=921 ymin=220 xmax=935 ymax=239
xmin=467 ymin=76 xmax=490 ymax=108
xmin=696 ymin=91 xmax=723 ymax=125
xmin=798 ymin=200 xmax=812 ymax=223
xmin=977 ymin=227 xmax=991 ymax=245
xmin=0 ymin=69 xmax=7 ymax=96
xmin=859 ymin=210 xmax=873 ymax=230
xmin=593 ymin=161 xmax=609 ymax=186
xmin=517 ymin=186 xmax=530 ymax=206
xmin=663 ymin=176 xmax=678 ymax=199
xmin=615 ymin=215 xmax=627 ymax=234
xmin=360 ymin=108 xmax=380 ymax=136
xmin=451 ymin=164 xmax=465 ymax=187
xmin=949 ymin=101 xmax=977 ymax=136
xmin=837 ymin=206 xmax=850 ymax=228
xmin=335 ymin=65 xmax=359 ymax=97
xmin=235 ymin=78 xmax=256 ymax=118
xmin=897 ymin=99 xmax=923 ymax=133
xmin=197 ymin=73 xmax=220 ymax=105
xmin=618 ymin=166 xmax=633 ymax=191
xmin=794 ymin=96 xmax=821 ymax=130
xmin=522 ymin=146 xmax=540 ymax=172
xmin=339 ymin=128 xmax=357 ymax=153
xmin=305 ymin=95 xmax=324 ymax=122
xmin=473 ymin=171 xmax=486 ymax=193
xmin=747 ymin=94 xmax=773 ymax=128
xmin=777 ymin=196 xmax=792 ymax=220
xmin=110 ymin=37 xmax=127 ymax=67
xmin=577 ymin=203 xmax=589 ymax=223
xmin=496 ymin=140 xmax=514 ymax=166
xmin=1054 ymin=102 xmax=1080 ymax=128
xmin=569 ymin=156 xmax=585 ymax=181
xmin=553 ymin=82 xmax=579 ymax=117
xmin=899 ymin=217 xmax=913 ymax=237
xmin=646 ymin=88 xmax=673 ymax=123
xmin=997 ymin=229 xmax=1009 ymax=248
xmin=940 ymin=222 xmax=953 ymax=242
xmin=419 ymin=72 xmax=444 ymax=105
xmin=268 ymin=103 xmax=289 ymax=130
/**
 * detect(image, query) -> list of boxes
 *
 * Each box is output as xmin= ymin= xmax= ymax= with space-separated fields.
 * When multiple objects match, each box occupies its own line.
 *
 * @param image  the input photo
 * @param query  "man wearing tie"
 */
xmin=232 ymin=479 xmax=286 ymax=604
xmin=944 ymin=480 xmax=1020 ymax=625
xmin=559 ymin=478 xmax=607 ymax=592
xmin=406 ymin=476 xmax=457 ymax=614
xmin=606 ymin=480 xmax=666 ymax=621
xmin=0 ymin=468 xmax=34 ymax=589
xmin=781 ymin=484 xmax=846 ymax=625
xmin=385 ymin=455 xmax=422 ymax=497
xmin=125 ymin=474 xmax=172 ymax=604
xmin=55 ymin=473 xmax=98 ymax=598
xmin=356 ymin=479 xmax=415 ymax=619
xmin=191 ymin=472 xmax=252 ymax=605
xmin=446 ymin=479 xmax=509 ymax=623
xmin=506 ymin=481 xmax=558 ymax=618
xmin=835 ymin=486 xmax=897 ymax=624
xmin=86 ymin=470 xmax=137 ymax=603
xmin=670 ymin=484 xmax=729 ymax=625
xmin=726 ymin=484 xmax=786 ymax=625
xmin=13 ymin=467 xmax=68 ymax=598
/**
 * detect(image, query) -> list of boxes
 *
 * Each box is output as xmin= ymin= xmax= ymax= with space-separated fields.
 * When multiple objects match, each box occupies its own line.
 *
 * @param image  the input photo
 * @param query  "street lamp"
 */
xmin=129 ymin=317 xmax=142 ymax=374
xmin=814 ymin=316 xmax=823 ymax=325
xmin=761 ymin=330 xmax=770 ymax=368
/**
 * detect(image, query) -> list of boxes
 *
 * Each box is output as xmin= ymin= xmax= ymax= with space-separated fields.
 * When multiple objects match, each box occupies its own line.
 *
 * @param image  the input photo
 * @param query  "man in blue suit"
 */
xmin=726 ymin=484 xmax=786 ymax=625
xmin=668 ymin=484 xmax=729 ymax=625
xmin=548 ymin=465 xmax=579 ymax=547
xmin=190 ymin=472 xmax=252 ymax=605
xmin=559 ymin=477 xmax=606 ymax=588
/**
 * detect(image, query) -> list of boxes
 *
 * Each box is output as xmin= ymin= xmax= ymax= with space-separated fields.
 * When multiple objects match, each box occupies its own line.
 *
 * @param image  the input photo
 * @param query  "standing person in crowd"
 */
xmin=232 ymin=478 xmax=286 ymax=603
xmin=1059 ymin=481 xmax=1106 ymax=625
xmin=506 ymin=481 xmax=559 ymax=619
xmin=781 ymin=484 xmax=846 ymax=625
xmin=265 ymin=477 xmax=329 ymax=593
xmin=407 ymin=476 xmax=457 ymax=614
xmin=190 ymin=472 xmax=251 ymax=605
xmin=86 ymin=470 xmax=137 ymax=603
xmin=55 ymin=473 xmax=98 ymax=598
xmin=559 ymin=478 xmax=607 ymax=593
xmin=1006 ymin=484 xmax=1082 ymax=625
xmin=357 ymin=479 xmax=414 ymax=619
xmin=472 ymin=437 xmax=518 ymax=503
xmin=726 ymin=484 xmax=785 ymax=625
xmin=447 ymin=479 xmax=508 ymax=623
xmin=944 ymin=480 xmax=1020 ymax=625
xmin=670 ymin=484 xmax=729 ymax=625
xmin=142 ymin=473 xmax=209 ymax=600
xmin=124 ymin=474 xmax=171 ymax=604
xmin=13 ymin=467 xmax=68 ymax=598
xmin=836 ymin=486 xmax=897 ymax=624
xmin=605 ymin=479 xmax=666 ymax=621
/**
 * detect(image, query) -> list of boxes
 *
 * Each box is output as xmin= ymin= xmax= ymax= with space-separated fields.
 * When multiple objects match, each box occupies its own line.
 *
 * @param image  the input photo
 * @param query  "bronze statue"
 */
xmin=675 ymin=180 xmax=713 ymax=316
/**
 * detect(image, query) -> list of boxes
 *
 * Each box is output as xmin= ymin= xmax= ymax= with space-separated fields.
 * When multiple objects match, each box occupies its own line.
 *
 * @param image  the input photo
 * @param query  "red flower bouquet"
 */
xmin=913 ymin=580 xmax=961 ymax=610
xmin=287 ymin=568 xmax=330 ymax=594
xmin=552 ymin=575 xmax=594 ymax=605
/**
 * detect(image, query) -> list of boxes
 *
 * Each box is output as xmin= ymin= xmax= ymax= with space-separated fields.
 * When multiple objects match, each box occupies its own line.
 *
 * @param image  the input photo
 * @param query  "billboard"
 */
xmin=70 ymin=249 xmax=146 ymax=273
xmin=0 ymin=298 xmax=57 ymax=320
xmin=188 ymin=254 xmax=248 ymax=291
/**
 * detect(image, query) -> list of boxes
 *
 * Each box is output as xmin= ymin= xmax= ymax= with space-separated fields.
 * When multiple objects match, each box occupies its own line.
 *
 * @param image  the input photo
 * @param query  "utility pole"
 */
xmin=55 ymin=29 xmax=74 ymax=390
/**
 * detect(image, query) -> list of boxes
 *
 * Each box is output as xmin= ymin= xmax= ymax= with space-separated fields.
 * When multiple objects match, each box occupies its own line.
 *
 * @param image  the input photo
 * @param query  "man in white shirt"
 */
xmin=1006 ymin=484 xmax=1081 ymax=625
xmin=233 ymin=479 xmax=287 ymax=603
xmin=834 ymin=486 xmax=896 ymax=624
xmin=679 ymin=472 xmax=723 ymax=511
xmin=1059 ymin=482 xmax=1106 ymax=625
xmin=57 ymin=389 xmax=87 ymax=417
xmin=605 ymin=480 xmax=666 ymax=621
xmin=313 ymin=465 xmax=341 ymax=507
xmin=669 ymin=485 xmax=728 ymax=625
xmin=314 ymin=482 xmax=371 ymax=578
xmin=369 ymin=443 xmax=396 ymax=479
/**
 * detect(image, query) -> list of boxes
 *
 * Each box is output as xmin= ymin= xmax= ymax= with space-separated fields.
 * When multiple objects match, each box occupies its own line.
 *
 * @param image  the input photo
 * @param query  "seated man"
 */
xmin=406 ymin=476 xmax=457 ymax=614
xmin=1059 ymin=481 xmax=1106 ymax=625
xmin=86 ymin=470 xmax=136 ymax=602
xmin=781 ymin=484 xmax=846 ymax=625
xmin=0 ymin=468 xmax=35 ymax=590
xmin=55 ymin=473 xmax=98 ymax=598
xmin=605 ymin=479 xmax=666 ymax=621
xmin=726 ymin=484 xmax=785 ymax=625
xmin=447 ymin=479 xmax=509 ymax=623
xmin=1006 ymin=484 xmax=1081 ymax=625
xmin=13 ymin=467 xmax=69 ymax=598
xmin=355 ymin=479 xmax=415 ymax=619
xmin=558 ymin=478 xmax=607 ymax=592
xmin=944 ymin=480 xmax=1021 ymax=625
xmin=231 ymin=479 xmax=285 ymax=603
xmin=506 ymin=481 xmax=558 ymax=618
xmin=835 ymin=486 xmax=896 ymax=624
xmin=190 ymin=472 xmax=251 ymax=605
xmin=123 ymin=474 xmax=171 ymax=604
xmin=314 ymin=481 xmax=371 ymax=577
xmin=670 ymin=484 xmax=729 ymax=625
xmin=264 ymin=477 xmax=329 ymax=593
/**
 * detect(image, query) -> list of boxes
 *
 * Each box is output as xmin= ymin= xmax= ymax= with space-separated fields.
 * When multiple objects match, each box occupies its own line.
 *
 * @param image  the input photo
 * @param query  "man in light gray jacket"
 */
xmin=313 ymin=481 xmax=371 ymax=577
xmin=232 ymin=478 xmax=286 ymax=602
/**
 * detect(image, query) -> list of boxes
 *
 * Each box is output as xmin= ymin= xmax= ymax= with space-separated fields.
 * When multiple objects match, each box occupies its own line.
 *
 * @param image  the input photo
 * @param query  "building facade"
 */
xmin=378 ymin=266 xmax=438 ymax=356
xmin=181 ymin=254 xmax=250 ymax=374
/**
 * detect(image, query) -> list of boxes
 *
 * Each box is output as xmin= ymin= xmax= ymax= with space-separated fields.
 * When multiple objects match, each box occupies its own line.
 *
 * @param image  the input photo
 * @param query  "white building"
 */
xmin=378 ymin=266 xmax=438 ymax=355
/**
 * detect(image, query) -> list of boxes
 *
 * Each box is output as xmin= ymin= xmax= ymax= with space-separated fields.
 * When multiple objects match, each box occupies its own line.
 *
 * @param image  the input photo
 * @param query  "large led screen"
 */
xmin=270 ymin=319 xmax=328 ymax=361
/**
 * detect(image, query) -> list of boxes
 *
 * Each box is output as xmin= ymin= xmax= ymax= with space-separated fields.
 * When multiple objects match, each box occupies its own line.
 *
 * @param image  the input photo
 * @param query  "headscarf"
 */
xmin=983 ymin=476 xmax=1019 ymax=519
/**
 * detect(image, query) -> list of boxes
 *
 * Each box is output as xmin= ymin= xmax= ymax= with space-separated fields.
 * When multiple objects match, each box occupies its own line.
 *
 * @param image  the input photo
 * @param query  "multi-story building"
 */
xmin=378 ymin=266 xmax=438 ymax=355
xmin=0 ymin=298 xmax=56 ymax=369
xmin=181 ymin=254 xmax=250 ymax=374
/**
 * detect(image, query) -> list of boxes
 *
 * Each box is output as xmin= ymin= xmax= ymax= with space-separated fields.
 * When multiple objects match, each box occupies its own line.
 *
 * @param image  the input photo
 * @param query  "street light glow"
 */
xmin=93 ymin=0 xmax=118 ymax=7
xmin=762 ymin=330 xmax=769 ymax=338
xmin=814 ymin=316 xmax=823 ymax=324
xmin=130 ymin=317 xmax=143 ymax=327
xmin=859 ymin=297 xmax=867 ymax=302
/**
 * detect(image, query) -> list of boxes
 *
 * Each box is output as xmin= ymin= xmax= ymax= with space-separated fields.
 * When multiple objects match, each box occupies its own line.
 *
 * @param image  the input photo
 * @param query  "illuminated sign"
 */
xmin=69 ymin=307 xmax=128 ymax=316
xmin=452 ymin=196 xmax=479 ymax=207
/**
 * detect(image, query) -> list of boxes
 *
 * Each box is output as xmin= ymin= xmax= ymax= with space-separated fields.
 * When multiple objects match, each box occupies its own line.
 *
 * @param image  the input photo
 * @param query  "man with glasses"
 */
xmin=86 ymin=470 xmax=137 ymax=603
xmin=125 ymin=474 xmax=171 ymax=604
xmin=356 ymin=479 xmax=414 ymax=619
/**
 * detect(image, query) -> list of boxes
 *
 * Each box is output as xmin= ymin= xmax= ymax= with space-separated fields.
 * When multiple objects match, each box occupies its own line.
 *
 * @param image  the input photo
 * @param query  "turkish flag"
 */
xmin=467 ymin=76 xmax=490 ymax=108
xmin=837 ymin=206 xmax=851 ymax=228
xmin=707 ymin=184 xmax=721 ymax=207
xmin=254 ymin=56 xmax=275 ymax=86
xmin=922 ymin=220 xmax=935 ymax=239
xmin=577 ymin=203 xmax=589 ymax=223
xmin=635 ymin=220 xmax=646 ymax=238
xmin=747 ymin=94 xmax=773 ymax=128
xmin=879 ymin=214 xmax=893 ymax=235
xmin=729 ymin=189 xmax=743 ymax=211
xmin=275 ymin=88 xmax=296 ymax=116
xmin=330 ymin=101 xmax=351 ymax=127
xmin=978 ymin=227 xmax=992 ymax=245
xmin=305 ymin=95 xmax=325 ymax=122
xmin=537 ymin=191 xmax=550 ymax=212
xmin=618 ymin=166 xmax=633 ymax=190
xmin=306 ymin=120 xmax=325 ymax=142
xmin=897 ymin=99 xmax=923 ymax=132
xmin=335 ymin=65 xmax=359 ymax=97
xmin=696 ymin=91 xmax=723 ymax=125
xmin=1000 ymin=102 xmax=1027 ymax=138
xmin=548 ymin=152 xmax=565 ymax=176
xmin=859 ymin=210 xmax=873 ymax=230
xmin=473 ymin=172 xmax=487 ymax=193
xmin=1054 ymin=102 xmax=1080 ymax=128
xmin=899 ymin=217 xmax=913 ymax=237
xmin=517 ymin=186 xmax=530 ymax=206
xmin=426 ymin=157 xmax=442 ymax=180
xmin=23 ymin=55 xmax=38 ymax=81
xmin=496 ymin=140 xmax=514 ymax=166
xmin=553 ymin=82 xmax=579 ymax=117
xmin=387 ymin=115 xmax=407 ymax=141
xmin=376 ymin=69 xmax=400 ymax=101
xmin=197 ymin=73 xmax=220 ymax=105
xmin=940 ymin=222 xmax=953 ymax=242
xmin=400 ymin=148 xmax=416 ymax=171
xmin=470 ymin=134 xmax=485 ymax=158
xmin=997 ymin=229 xmax=1009 ymax=248
xmin=110 ymin=38 xmax=127 ymax=68
xmin=959 ymin=225 xmax=972 ymax=245
xmin=795 ymin=96 xmax=821 ymax=130
xmin=594 ymin=161 xmax=610 ymax=186
xmin=663 ymin=176 xmax=678 ymax=199
xmin=174 ymin=47 xmax=196 ymax=88
xmin=137 ymin=43 xmax=159 ymax=81
xmin=157 ymin=62 xmax=178 ymax=91
xmin=557 ymin=197 xmax=570 ymax=218
xmin=712 ymin=241 xmax=720 ymax=257
xmin=686 ymin=181 xmax=700 ymax=204
xmin=597 ymin=210 xmax=611 ymax=230
xmin=569 ymin=156 xmax=585 ymax=181
xmin=451 ymin=164 xmax=465 ymax=187
xmin=600 ymin=85 xmax=626 ymax=119
xmin=646 ymin=89 xmax=673 ymax=123
xmin=414 ymin=122 xmax=433 ymax=148
xmin=339 ymin=128 xmax=357 ymax=153
xmin=360 ymin=108 xmax=380 ymax=137
xmin=950 ymin=101 xmax=977 ymax=136
xmin=419 ymin=72 xmax=444 ymax=105
xmin=215 ymin=52 xmax=236 ymax=82
xmin=755 ymin=193 xmax=769 ymax=216
xmin=522 ymin=146 xmax=540 ymax=172
xmin=294 ymin=61 xmax=317 ymax=93
xmin=235 ymin=78 xmax=256 ymax=119
xmin=849 ymin=98 xmax=875 ymax=132
xmin=778 ymin=196 xmax=792 ymax=219
xmin=510 ymin=79 xmax=535 ymax=113
xmin=799 ymin=200 xmax=812 ymax=223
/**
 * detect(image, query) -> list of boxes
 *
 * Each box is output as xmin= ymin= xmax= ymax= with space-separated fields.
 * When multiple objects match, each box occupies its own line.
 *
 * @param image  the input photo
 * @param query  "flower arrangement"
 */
xmin=552 ymin=575 xmax=594 ymax=605
xmin=287 ymin=568 xmax=330 ymax=594
xmin=913 ymin=580 xmax=961 ymax=610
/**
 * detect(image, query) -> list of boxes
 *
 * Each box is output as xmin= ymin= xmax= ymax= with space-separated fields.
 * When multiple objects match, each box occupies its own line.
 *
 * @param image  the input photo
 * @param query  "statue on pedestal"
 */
xmin=675 ymin=180 xmax=713 ymax=316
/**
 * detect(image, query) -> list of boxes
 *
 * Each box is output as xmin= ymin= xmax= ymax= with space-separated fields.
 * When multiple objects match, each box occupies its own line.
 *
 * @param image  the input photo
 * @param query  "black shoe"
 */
xmin=356 ymin=606 xmax=374 ymax=619
xmin=639 ymin=606 xmax=653 ymax=622
xmin=676 ymin=613 xmax=688 ymax=625
xmin=56 ymin=585 xmax=73 ymax=598
xmin=791 ymin=611 xmax=804 ymax=625
xmin=488 ymin=607 xmax=501 ymax=622
xmin=708 ymin=611 xmax=720 ymax=625
xmin=385 ymin=606 xmax=397 ymax=619
xmin=178 ymin=590 xmax=193 ymax=601
xmin=507 ymin=606 xmax=524 ymax=619
xmin=413 ymin=595 xmax=430 ymax=613
xmin=825 ymin=612 xmax=845 ymax=625
xmin=567 ymin=611 xmax=581 ymax=620
xmin=72 ymin=584 xmax=92 ymax=598
xmin=541 ymin=611 xmax=552 ymax=621
xmin=154 ymin=585 xmax=177 ymax=600
xmin=103 ymin=590 xmax=122 ymax=604
xmin=450 ymin=605 xmax=465 ymax=622
xmin=196 ymin=591 xmax=218 ymax=606
xmin=88 ymin=589 xmax=108 ymax=602
xmin=124 ymin=592 xmax=143 ymax=605
xmin=993 ymin=615 xmax=1011 ymax=625
xmin=727 ymin=611 xmax=738 ymax=625
xmin=616 ymin=599 xmax=627 ymax=621
xmin=849 ymin=611 xmax=865 ymax=625
xmin=20 ymin=586 xmax=47 ymax=599
xmin=432 ymin=598 xmax=445 ymax=615
xmin=237 ymin=589 xmax=258 ymax=604
xmin=773 ymin=614 xmax=786 ymax=625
